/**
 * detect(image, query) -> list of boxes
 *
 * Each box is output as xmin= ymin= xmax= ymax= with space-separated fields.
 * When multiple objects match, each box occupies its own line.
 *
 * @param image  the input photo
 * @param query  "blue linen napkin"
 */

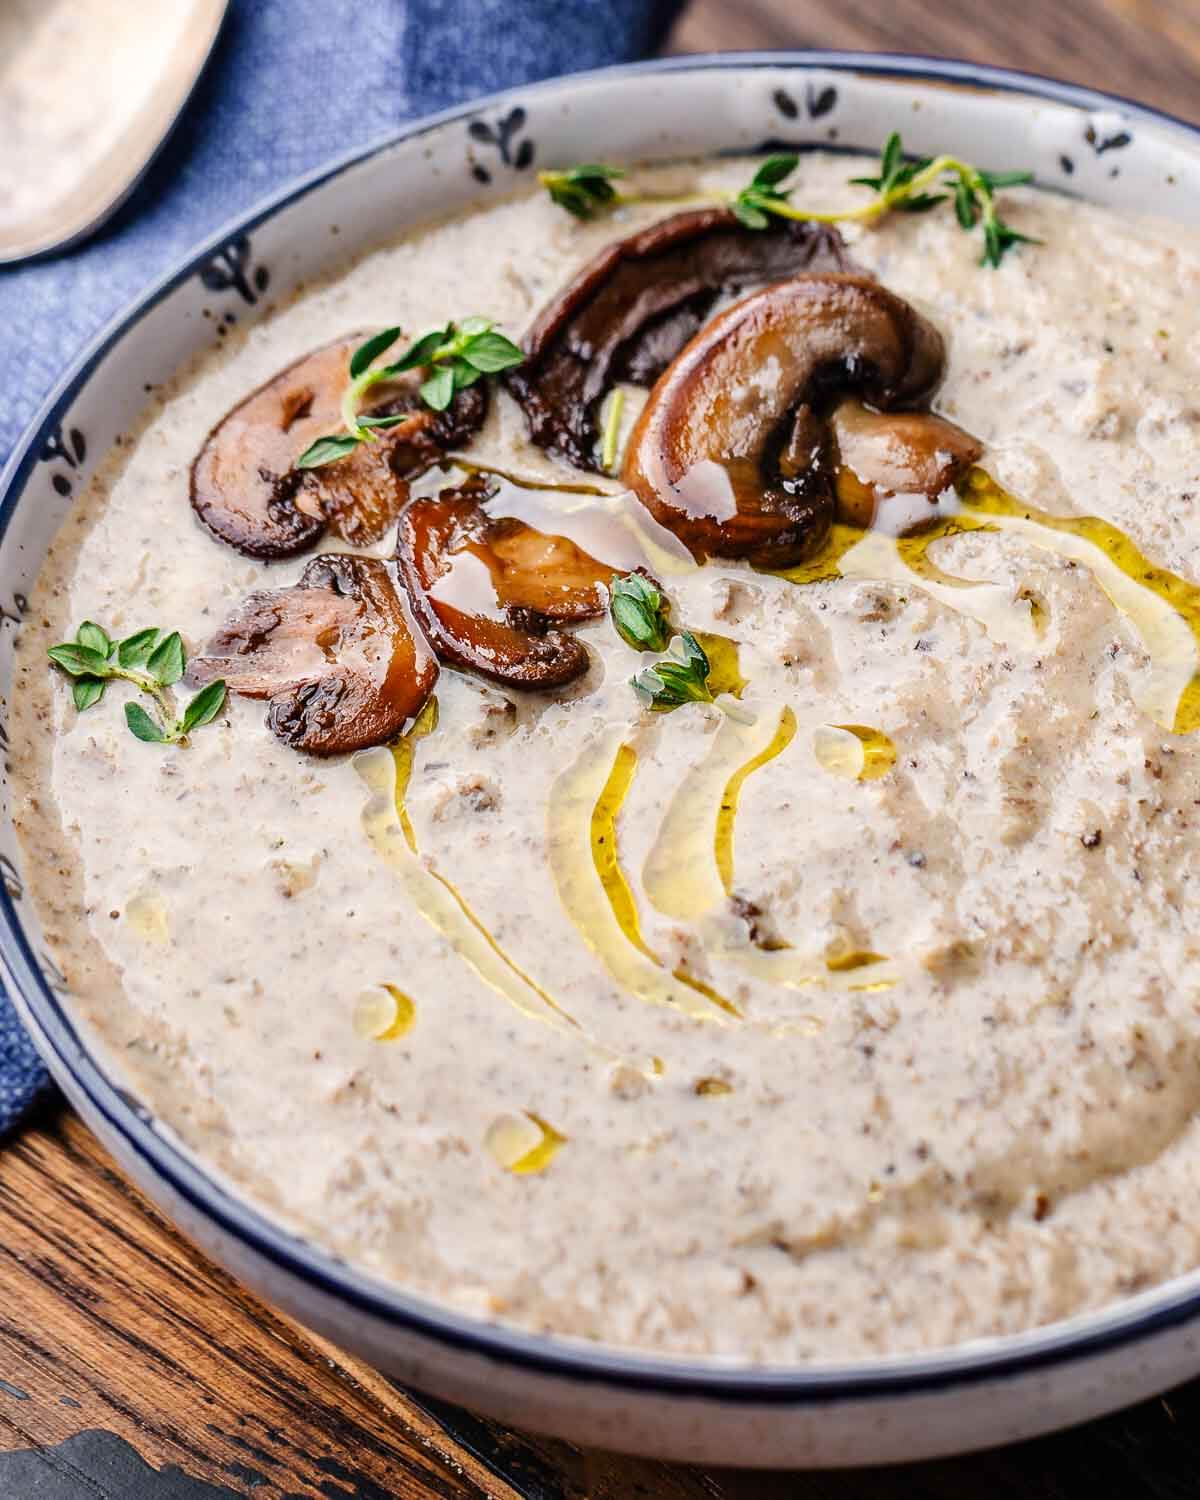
xmin=0 ymin=0 xmax=682 ymax=1140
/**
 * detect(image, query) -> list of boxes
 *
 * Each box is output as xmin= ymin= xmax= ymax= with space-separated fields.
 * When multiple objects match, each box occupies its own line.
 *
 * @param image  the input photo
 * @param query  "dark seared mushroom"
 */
xmin=623 ymin=274 xmax=967 ymax=568
xmin=506 ymin=209 xmax=850 ymax=471
xmin=831 ymin=399 xmax=983 ymax=527
xmin=190 ymin=555 xmax=437 ymax=755
xmin=191 ymin=337 xmax=486 ymax=559
xmin=395 ymin=478 xmax=608 ymax=687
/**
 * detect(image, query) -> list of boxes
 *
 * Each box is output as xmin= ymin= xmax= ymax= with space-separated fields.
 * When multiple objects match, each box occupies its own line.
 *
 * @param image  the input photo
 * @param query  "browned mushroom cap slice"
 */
xmin=395 ymin=479 xmax=606 ymax=687
xmin=191 ymin=337 xmax=486 ymax=559
xmin=622 ymin=274 xmax=953 ymax=568
xmin=190 ymin=555 xmax=437 ymax=755
xmin=505 ymin=209 xmax=851 ymax=471
xmin=831 ymin=399 xmax=983 ymax=528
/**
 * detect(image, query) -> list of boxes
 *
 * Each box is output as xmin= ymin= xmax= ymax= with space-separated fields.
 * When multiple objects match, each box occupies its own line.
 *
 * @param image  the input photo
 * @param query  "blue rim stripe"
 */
xmin=6 ymin=50 xmax=1200 ymax=1406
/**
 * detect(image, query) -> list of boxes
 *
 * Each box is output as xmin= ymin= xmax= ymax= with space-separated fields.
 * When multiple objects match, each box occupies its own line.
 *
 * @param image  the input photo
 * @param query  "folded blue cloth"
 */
xmin=0 ymin=0 xmax=681 ymax=1141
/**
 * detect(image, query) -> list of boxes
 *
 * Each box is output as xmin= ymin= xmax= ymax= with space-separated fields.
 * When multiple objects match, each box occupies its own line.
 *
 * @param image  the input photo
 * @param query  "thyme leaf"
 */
xmin=610 ymin=572 xmax=671 ymax=653
xmin=538 ymin=163 xmax=625 ymax=219
xmin=631 ymin=631 xmax=713 ymax=712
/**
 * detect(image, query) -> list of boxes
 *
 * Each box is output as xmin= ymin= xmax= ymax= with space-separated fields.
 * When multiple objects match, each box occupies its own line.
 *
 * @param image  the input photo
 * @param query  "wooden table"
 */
xmin=5 ymin=3 xmax=1200 ymax=1495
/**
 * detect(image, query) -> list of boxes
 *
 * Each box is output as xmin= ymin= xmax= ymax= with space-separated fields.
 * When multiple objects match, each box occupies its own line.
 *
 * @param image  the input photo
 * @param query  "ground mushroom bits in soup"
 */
xmin=15 ymin=149 xmax=1200 ymax=1361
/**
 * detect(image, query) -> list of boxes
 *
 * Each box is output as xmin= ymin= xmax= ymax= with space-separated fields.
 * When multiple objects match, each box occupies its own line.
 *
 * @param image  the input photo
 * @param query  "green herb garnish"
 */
xmin=48 ymin=622 xmax=226 ymax=747
xmin=631 ymin=631 xmax=713 ymax=712
xmin=543 ymin=136 xmax=1035 ymax=268
xmin=732 ymin=134 xmax=1036 ymax=266
xmin=729 ymin=154 xmax=805 ymax=229
xmin=297 ymin=320 xmax=524 ymax=470
xmin=610 ymin=573 xmax=671 ymax=653
xmin=538 ymin=163 xmax=626 ymax=219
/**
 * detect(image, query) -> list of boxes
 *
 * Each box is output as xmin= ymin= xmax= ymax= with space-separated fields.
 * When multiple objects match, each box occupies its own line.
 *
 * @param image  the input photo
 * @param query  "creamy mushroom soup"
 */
xmin=13 ymin=153 xmax=1200 ymax=1361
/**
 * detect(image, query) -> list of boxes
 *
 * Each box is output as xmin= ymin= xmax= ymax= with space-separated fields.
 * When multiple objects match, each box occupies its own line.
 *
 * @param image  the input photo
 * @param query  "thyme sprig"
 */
xmin=48 ymin=622 xmax=226 ymax=746
xmin=610 ymin=572 xmax=671 ymax=653
xmin=297 ymin=321 xmax=523 ymax=470
xmin=543 ymin=134 xmax=1036 ymax=267
xmin=632 ymin=631 xmax=713 ymax=712
xmin=732 ymin=135 xmax=1036 ymax=264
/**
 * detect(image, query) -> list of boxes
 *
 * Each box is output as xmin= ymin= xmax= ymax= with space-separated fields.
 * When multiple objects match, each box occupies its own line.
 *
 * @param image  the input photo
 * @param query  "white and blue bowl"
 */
xmin=3 ymin=54 xmax=1200 ymax=1468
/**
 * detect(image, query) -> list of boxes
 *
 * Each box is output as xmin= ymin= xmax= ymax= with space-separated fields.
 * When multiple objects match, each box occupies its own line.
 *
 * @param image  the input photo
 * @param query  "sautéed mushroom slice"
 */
xmin=831 ymin=398 xmax=983 ymax=528
xmin=507 ymin=209 xmax=850 ymax=471
xmin=395 ymin=478 xmax=612 ymax=687
xmin=191 ymin=336 xmax=486 ymax=559
xmin=191 ymin=555 xmax=437 ymax=755
xmin=623 ymin=273 xmax=981 ymax=567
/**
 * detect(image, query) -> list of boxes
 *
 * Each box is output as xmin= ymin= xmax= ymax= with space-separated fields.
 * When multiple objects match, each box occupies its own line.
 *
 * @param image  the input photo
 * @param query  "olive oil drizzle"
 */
xmin=773 ymin=467 xmax=1200 ymax=734
xmin=709 ymin=708 xmax=898 ymax=996
xmin=590 ymin=740 xmax=740 ymax=1018
xmin=951 ymin=468 xmax=1200 ymax=733
xmin=642 ymin=716 xmax=761 ymax=923
xmin=547 ymin=730 xmax=739 ymax=1022
xmin=714 ymin=707 xmax=798 ymax=895
xmin=642 ymin=681 xmax=774 ymax=924
xmin=356 ymin=700 xmax=579 ymax=1035
xmin=439 ymin=463 xmax=697 ymax=578
xmin=638 ymin=695 xmax=899 ymax=1001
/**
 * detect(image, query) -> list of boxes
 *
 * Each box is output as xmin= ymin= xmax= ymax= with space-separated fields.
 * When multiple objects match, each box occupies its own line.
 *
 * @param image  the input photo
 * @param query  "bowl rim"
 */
xmin=6 ymin=48 xmax=1200 ymax=1403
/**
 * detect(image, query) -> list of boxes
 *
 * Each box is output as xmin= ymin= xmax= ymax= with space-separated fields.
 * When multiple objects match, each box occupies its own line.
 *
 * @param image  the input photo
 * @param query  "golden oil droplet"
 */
xmin=690 ymin=632 xmax=748 ymax=699
xmin=812 ymin=724 xmax=864 ymax=780
xmin=125 ymin=891 xmax=168 ymax=946
xmin=866 ymin=1181 xmax=884 ymax=1203
xmin=353 ymin=983 xmax=415 ymax=1041
xmin=812 ymin=724 xmax=896 ymax=781
xmin=694 ymin=1076 xmax=733 ymax=1097
xmin=824 ymin=938 xmax=889 ymax=973
xmin=485 ymin=1112 xmax=566 ymax=1174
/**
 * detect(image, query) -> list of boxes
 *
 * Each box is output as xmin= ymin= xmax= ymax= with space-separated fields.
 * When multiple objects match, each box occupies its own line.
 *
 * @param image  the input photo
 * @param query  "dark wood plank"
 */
xmin=667 ymin=0 xmax=1200 ymax=125
xmin=0 ymin=1107 xmax=528 ymax=1499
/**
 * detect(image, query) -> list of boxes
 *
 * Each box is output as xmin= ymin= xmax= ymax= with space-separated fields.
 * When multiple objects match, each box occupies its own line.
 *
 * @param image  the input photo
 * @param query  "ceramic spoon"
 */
xmin=0 ymin=0 xmax=228 ymax=264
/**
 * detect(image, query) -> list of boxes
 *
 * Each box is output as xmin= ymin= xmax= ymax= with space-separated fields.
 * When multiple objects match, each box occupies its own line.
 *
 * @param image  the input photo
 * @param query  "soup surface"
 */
xmin=12 ymin=154 xmax=1200 ymax=1361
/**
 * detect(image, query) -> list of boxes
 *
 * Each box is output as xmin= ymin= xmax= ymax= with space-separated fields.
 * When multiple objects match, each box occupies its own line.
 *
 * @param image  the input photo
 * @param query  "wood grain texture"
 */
xmin=0 ymin=1110 xmax=525 ymax=1499
xmin=5 ymin=3 xmax=1200 ymax=1495
xmin=667 ymin=0 xmax=1200 ymax=124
